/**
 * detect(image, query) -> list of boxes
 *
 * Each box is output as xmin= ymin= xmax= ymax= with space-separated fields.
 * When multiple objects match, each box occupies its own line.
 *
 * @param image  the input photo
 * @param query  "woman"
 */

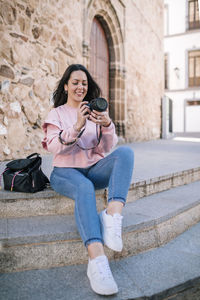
xmin=42 ymin=64 xmax=134 ymax=295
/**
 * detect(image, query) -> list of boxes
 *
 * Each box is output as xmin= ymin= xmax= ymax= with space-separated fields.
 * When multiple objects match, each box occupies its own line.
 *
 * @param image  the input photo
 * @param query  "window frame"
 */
xmin=164 ymin=53 xmax=169 ymax=90
xmin=188 ymin=49 xmax=200 ymax=87
xmin=188 ymin=0 xmax=200 ymax=30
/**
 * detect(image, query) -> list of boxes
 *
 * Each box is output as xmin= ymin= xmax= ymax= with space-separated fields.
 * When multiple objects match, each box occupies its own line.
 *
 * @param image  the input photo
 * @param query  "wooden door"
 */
xmin=89 ymin=17 xmax=109 ymax=101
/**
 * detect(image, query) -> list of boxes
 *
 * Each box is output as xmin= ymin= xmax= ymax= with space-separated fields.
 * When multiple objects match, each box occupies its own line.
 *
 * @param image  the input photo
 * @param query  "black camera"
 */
xmin=87 ymin=97 xmax=108 ymax=112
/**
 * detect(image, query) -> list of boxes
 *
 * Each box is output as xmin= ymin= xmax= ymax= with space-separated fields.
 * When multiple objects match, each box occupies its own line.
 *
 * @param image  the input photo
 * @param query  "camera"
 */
xmin=86 ymin=97 xmax=108 ymax=112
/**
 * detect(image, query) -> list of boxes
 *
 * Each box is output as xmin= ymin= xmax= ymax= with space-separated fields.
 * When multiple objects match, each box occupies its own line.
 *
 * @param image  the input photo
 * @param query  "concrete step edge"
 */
xmin=1 ymin=222 xmax=200 ymax=299
xmin=0 ymin=190 xmax=107 ymax=218
xmin=1 ymin=180 xmax=200 ymax=246
xmin=1 ymin=198 xmax=200 ymax=247
xmin=1 ymin=166 xmax=200 ymax=219
xmin=1 ymin=204 xmax=200 ymax=273
xmin=1 ymin=166 xmax=200 ymax=201
xmin=128 ymin=166 xmax=200 ymax=201
xmin=1 ymin=181 xmax=200 ymax=272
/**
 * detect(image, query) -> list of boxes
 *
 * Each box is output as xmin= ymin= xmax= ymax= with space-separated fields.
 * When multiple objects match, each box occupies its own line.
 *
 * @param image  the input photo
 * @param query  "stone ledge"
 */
xmin=0 ymin=188 xmax=107 ymax=218
xmin=1 ymin=167 xmax=200 ymax=219
xmin=0 ymin=187 xmax=106 ymax=201
xmin=1 ymin=195 xmax=200 ymax=247
xmin=128 ymin=166 xmax=200 ymax=201
xmin=1 ymin=223 xmax=200 ymax=299
xmin=1 ymin=201 xmax=200 ymax=273
xmin=1 ymin=167 xmax=200 ymax=202
xmin=1 ymin=181 xmax=200 ymax=272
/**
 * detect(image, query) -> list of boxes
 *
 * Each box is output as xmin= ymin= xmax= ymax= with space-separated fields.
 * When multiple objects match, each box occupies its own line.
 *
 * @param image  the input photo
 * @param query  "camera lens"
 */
xmin=89 ymin=97 xmax=108 ymax=112
xmin=95 ymin=98 xmax=108 ymax=111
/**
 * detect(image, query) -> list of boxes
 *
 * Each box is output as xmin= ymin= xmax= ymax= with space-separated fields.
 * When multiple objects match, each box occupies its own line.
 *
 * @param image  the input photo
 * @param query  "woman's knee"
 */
xmin=114 ymin=146 xmax=134 ymax=163
xmin=77 ymin=179 xmax=95 ymax=196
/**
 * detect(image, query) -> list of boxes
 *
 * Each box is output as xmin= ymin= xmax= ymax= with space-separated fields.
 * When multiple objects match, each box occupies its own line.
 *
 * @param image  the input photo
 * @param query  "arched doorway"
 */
xmin=83 ymin=0 xmax=126 ymax=137
xmin=89 ymin=17 xmax=109 ymax=101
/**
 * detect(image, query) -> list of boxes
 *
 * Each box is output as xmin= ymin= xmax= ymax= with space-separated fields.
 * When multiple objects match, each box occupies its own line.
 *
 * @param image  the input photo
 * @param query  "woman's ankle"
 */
xmin=106 ymin=201 xmax=123 ymax=216
xmin=88 ymin=242 xmax=104 ymax=260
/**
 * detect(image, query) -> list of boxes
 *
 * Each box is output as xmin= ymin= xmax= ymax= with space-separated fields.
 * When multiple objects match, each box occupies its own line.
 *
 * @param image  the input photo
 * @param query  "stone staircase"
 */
xmin=1 ymin=138 xmax=200 ymax=298
xmin=1 ymin=160 xmax=200 ymax=273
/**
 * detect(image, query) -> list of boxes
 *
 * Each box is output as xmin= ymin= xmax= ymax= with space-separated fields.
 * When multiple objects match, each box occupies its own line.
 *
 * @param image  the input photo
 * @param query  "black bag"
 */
xmin=2 ymin=153 xmax=49 ymax=193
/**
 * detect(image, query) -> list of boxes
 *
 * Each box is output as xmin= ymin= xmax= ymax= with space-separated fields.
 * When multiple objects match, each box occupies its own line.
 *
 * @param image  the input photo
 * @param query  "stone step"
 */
xmin=1 ymin=166 xmax=200 ymax=219
xmin=1 ymin=180 xmax=200 ymax=273
xmin=0 ymin=188 xmax=106 ymax=218
xmin=1 ymin=222 xmax=200 ymax=299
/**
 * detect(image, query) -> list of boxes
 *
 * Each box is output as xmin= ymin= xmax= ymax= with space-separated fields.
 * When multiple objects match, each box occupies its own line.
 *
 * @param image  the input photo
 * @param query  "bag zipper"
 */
xmin=11 ymin=170 xmax=24 ymax=191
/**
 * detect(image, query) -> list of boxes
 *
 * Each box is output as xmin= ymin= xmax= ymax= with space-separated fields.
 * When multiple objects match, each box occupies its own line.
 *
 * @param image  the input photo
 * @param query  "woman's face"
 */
xmin=64 ymin=70 xmax=88 ymax=107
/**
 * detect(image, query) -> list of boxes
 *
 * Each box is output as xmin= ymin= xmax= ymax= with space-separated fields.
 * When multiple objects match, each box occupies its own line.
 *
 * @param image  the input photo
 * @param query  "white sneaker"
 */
xmin=87 ymin=255 xmax=118 ymax=295
xmin=100 ymin=209 xmax=123 ymax=252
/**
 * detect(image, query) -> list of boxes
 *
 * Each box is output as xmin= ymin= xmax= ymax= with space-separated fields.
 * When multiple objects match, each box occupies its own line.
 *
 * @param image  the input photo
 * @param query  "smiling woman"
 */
xmin=64 ymin=70 xmax=88 ymax=108
xmin=42 ymin=63 xmax=134 ymax=296
xmin=52 ymin=64 xmax=101 ymax=108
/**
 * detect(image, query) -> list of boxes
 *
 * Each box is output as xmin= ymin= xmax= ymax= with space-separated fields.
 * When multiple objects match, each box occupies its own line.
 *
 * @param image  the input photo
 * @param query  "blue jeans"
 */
xmin=50 ymin=146 xmax=134 ymax=247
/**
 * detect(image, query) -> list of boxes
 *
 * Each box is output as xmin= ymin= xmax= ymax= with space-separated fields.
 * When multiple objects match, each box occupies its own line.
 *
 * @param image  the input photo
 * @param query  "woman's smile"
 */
xmin=76 ymin=91 xmax=84 ymax=97
xmin=64 ymin=70 xmax=88 ymax=107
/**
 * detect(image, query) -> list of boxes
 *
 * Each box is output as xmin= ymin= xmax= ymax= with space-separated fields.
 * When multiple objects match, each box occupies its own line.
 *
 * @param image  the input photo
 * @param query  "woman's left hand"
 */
xmin=89 ymin=109 xmax=111 ymax=127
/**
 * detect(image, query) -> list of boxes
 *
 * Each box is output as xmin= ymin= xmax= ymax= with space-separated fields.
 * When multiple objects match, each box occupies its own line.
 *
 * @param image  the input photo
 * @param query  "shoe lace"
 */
xmin=112 ymin=214 xmax=123 ymax=238
xmin=96 ymin=257 xmax=113 ymax=280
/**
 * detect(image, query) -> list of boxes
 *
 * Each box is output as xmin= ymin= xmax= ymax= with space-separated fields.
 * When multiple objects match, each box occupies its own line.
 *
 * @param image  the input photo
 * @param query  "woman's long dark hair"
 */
xmin=53 ymin=64 xmax=101 ymax=108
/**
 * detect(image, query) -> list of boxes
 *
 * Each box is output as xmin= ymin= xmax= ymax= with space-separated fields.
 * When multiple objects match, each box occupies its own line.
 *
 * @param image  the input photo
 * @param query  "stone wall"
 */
xmin=0 ymin=0 xmax=164 ymax=161
xmin=0 ymin=0 xmax=84 ymax=160
xmin=125 ymin=0 xmax=164 ymax=141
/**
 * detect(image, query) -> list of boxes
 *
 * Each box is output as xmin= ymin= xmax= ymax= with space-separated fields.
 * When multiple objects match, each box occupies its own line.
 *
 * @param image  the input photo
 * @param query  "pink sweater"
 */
xmin=42 ymin=104 xmax=118 ymax=168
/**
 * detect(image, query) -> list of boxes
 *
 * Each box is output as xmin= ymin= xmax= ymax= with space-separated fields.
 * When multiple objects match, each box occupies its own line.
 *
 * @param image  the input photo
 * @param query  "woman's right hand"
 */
xmin=74 ymin=101 xmax=91 ymax=132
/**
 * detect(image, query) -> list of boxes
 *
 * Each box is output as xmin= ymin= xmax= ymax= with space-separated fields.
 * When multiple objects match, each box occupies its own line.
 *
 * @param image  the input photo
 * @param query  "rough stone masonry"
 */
xmin=0 ymin=0 xmax=164 ymax=161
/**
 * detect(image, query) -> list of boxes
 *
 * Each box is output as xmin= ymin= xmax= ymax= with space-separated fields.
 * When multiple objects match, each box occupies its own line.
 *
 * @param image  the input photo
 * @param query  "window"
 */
xmin=188 ymin=50 xmax=200 ymax=87
xmin=164 ymin=54 xmax=169 ymax=89
xmin=187 ymin=100 xmax=200 ymax=105
xmin=188 ymin=0 xmax=200 ymax=30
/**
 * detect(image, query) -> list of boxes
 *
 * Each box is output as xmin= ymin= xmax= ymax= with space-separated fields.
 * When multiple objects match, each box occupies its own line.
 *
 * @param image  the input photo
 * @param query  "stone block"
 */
xmin=20 ymin=77 xmax=34 ymax=87
xmin=0 ymin=2 xmax=16 ymax=25
xmin=0 ymin=65 xmax=14 ymax=79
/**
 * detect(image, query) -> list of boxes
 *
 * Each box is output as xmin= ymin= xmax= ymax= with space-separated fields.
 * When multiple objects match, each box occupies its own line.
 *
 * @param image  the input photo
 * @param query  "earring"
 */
xmin=64 ymin=90 xmax=68 ymax=95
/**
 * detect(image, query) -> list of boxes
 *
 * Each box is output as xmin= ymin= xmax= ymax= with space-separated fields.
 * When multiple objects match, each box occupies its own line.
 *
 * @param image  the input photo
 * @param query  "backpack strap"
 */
xmin=26 ymin=153 xmax=40 ymax=159
xmin=0 ymin=168 xmax=9 ymax=190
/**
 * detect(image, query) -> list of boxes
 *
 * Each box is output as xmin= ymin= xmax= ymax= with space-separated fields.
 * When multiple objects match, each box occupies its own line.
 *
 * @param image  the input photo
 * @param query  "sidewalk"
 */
xmin=40 ymin=136 xmax=200 ymax=183
xmin=1 ymin=136 xmax=200 ymax=185
xmin=130 ymin=136 xmax=200 ymax=183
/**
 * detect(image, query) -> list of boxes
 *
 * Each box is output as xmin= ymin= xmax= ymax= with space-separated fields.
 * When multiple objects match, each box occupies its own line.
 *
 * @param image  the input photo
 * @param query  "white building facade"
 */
xmin=164 ymin=0 xmax=200 ymax=133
